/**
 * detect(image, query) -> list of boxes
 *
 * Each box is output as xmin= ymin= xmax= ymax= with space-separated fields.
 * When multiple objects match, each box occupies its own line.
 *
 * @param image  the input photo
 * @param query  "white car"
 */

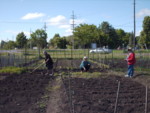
xmin=89 ymin=48 xmax=112 ymax=54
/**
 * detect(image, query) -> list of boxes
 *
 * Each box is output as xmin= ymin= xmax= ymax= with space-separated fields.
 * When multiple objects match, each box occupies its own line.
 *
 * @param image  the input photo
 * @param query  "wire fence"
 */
xmin=47 ymin=49 xmax=150 ymax=71
xmin=0 ymin=49 xmax=150 ymax=71
xmin=0 ymin=49 xmax=39 ymax=67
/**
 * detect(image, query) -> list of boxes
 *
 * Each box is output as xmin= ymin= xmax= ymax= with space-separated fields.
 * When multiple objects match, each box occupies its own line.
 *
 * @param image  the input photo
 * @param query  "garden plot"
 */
xmin=0 ymin=58 xmax=150 ymax=113
xmin=0 ymin=70 xmax=52 ymax=113
xmin=62 ymin=76 xmax=149 ymax=113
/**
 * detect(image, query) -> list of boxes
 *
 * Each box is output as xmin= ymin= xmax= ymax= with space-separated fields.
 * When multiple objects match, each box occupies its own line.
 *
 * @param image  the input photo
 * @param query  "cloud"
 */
xmin=63 ymin=29 xmax=73 ymax=36
xmin=136 ymin=30 xmax=141 ymax=36
xmin=69 ymin=19 xmax=85 ymax=24
xmin=59 ymin=25 xmax=70 ymax=29
xmin=47 ymin=15 xmax=67 ymax=26
xmin=136 ymin=8 xmax=150 ymax=18
xmin=21 ymin=13 xmax=45 ymax=20
xmin=47 ymin=15 xmax=85 ymax=27
xmin=47 ymin=15 xmax=85 ymax=37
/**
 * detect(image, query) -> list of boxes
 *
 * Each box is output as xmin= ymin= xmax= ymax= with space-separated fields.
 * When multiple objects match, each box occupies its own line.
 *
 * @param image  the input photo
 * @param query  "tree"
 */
xmin=31 ymin=29 xmax=47 ymax=49
xmin=49 ymin=34 xmax=68 ymax=49
xmin=49 ymin=34 xmax=60 ymax=48
xmin=99 ymin=21 xmax=119 ymax=49
xmin=30 ymin=29 xmax=48 ymax=58
xmin=123 ymin=32 xmax=131 ymax=48
xmin=74 ymin=24 xmax=98 ymax=48
xmin=3 ymin=41 xmax=16 ymax=49
xmin=138 ymin=31 xmax=147 ymax=48
xmin=99 ymin=21 xmax=111 ymax=34
xmin=96 ymin=28 xmax=107 ymax=48
xmin=0 ymin=40 xmax=6 ymax=49
xmin=16 ymin=32 xmax=27 ymax=48
xmin=116 ymin=29 xmax=131 ymax=48
xmin=139 ymin=16 xmax=150 ymax=48
xmin=129 ymin=32 xmax=134 ymax=47
xmin=27 ymin=38 xmax=36 ymax=49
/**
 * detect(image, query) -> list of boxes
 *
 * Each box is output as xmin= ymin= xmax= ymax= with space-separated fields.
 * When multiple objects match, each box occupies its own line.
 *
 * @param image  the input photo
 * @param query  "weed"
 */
xmin=41 ymin=95 xmax=49 ymax=99
xmin=38 ymin=102 xmax=46 ymax=109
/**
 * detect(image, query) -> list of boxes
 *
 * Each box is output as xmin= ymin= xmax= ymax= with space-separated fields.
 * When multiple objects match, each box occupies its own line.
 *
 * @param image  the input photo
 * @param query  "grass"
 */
xmin=135 ymin=67 xmax=150 ymax=72
xmin=0 ymin=66 xmax=27 ymax=74
xmin=65 ymin=72 xmax=103 ymax=78
xmin=46 ymin=84 xmax=61 ymax=92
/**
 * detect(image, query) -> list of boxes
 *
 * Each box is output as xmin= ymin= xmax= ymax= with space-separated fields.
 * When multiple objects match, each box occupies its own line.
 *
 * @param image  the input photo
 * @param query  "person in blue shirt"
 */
xmin=80 ymin=56 xmax=91 ymax=73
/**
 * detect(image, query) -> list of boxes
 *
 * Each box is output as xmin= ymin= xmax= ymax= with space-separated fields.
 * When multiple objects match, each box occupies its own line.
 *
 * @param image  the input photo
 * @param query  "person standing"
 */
xmin=43 ymin=51 xmax=54 ymax=76
xmin=125 ymin=47 xmax=136 ymax=78
xmin=80 ymin=56 xmax=91 ymax=73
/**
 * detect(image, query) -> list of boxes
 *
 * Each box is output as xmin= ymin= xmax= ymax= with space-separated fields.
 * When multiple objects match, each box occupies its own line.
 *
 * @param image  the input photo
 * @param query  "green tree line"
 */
xmin=1 ymin=16 xmax=150 ymax=50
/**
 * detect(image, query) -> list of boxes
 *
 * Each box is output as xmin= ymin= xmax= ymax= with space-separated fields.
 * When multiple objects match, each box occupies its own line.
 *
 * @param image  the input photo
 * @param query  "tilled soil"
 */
xmin=0 ymin=59 xmax=150 ymax=113
xmin=63 ymin=76 xmax=150 ymax=113
xmin=0 ymin=70 xmax=51 ymax=113
xmin=1 ymin=71 xmax=150 ymax=113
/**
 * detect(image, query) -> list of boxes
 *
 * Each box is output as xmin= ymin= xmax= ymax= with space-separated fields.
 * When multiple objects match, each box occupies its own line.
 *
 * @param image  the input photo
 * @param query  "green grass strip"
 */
xmin=0 ymin=66 xmax=27 ymax=74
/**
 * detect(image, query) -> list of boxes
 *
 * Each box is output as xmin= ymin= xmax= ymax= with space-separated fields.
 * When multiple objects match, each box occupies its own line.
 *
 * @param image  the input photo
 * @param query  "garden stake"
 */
xmin=145 ymin=84 xmax=148 ymax=113
xmin=114 ymin=81 xmax=120 ymax=113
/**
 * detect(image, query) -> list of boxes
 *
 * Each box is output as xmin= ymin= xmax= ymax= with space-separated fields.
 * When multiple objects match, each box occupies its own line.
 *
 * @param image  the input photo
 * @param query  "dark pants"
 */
xmin=80 ymin=65 xmax=90 ymax=72
xmin=128 ymin=65 xmax=134 ymax=77
xmin=47 ymin=65 xmax=53 ymax=70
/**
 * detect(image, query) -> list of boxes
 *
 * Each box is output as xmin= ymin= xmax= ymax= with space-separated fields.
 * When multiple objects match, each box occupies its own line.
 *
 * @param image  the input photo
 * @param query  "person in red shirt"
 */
xmin=125 ymin=47 xmax=136 ymax=77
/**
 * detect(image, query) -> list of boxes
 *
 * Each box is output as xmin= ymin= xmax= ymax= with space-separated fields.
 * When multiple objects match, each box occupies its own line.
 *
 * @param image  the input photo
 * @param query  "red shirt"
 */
xmin=127 ymin=52 xmax=136 ymax=65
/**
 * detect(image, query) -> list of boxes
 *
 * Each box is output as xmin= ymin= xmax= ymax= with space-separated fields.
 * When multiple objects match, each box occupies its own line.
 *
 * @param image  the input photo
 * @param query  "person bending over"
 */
xmin=80 ymin=56 xmax=91 ymax=73
xmin=43 ymin=51 xmax=54 ymax=76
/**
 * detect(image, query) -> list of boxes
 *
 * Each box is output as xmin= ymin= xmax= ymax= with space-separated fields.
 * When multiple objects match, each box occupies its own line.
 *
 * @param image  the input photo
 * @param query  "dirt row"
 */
xmin=0 ymin=70 xmax=51 ymax=113
xmin=63 ymin=76 xmax=149 ymax=113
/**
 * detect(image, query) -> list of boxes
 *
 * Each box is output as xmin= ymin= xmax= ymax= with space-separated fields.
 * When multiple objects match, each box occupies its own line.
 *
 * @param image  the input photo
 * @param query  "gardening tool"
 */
xmin=30 ymin=61 xmax=46 ymax=73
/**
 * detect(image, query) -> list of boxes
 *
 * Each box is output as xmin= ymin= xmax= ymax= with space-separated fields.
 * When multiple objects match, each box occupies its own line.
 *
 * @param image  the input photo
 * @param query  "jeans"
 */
xmin=128 ymin=65 xmax=134 ymax=77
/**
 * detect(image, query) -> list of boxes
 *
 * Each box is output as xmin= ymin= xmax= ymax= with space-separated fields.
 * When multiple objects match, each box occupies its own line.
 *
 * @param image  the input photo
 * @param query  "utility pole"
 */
xmin=30 ymin=29 xmax=32 ymax=49
xmin=71 ymin=11 xmax=76 ymax=49
xmin=133 ymin=0 xmax=136 ymax=50
xmin=44 ymin=22 xmax=47 ymax=32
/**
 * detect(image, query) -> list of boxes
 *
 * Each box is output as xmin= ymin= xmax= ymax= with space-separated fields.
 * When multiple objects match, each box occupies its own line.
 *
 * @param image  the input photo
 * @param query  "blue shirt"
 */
xmin=80 ymin=60 xmax=91 ymax=68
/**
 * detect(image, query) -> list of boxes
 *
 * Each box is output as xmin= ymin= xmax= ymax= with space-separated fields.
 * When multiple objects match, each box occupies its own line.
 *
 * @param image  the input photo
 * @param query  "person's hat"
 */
xmin=128 ymin=47 xmax=132 ymax=51
xmin=43 ymin=50 xmax=47 ymax=54
xmin=83 ymin=56 xmax=87 ymax=59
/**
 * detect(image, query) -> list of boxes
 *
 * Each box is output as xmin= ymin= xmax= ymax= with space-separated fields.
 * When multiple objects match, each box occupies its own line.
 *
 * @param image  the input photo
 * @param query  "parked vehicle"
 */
xmin=89 ymin=48 xmax=112 ymax=54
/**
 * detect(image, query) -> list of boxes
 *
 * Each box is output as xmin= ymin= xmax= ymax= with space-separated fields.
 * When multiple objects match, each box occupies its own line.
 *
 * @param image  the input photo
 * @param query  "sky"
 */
xmin=0 ymin=0 xmax=150 ymax=42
